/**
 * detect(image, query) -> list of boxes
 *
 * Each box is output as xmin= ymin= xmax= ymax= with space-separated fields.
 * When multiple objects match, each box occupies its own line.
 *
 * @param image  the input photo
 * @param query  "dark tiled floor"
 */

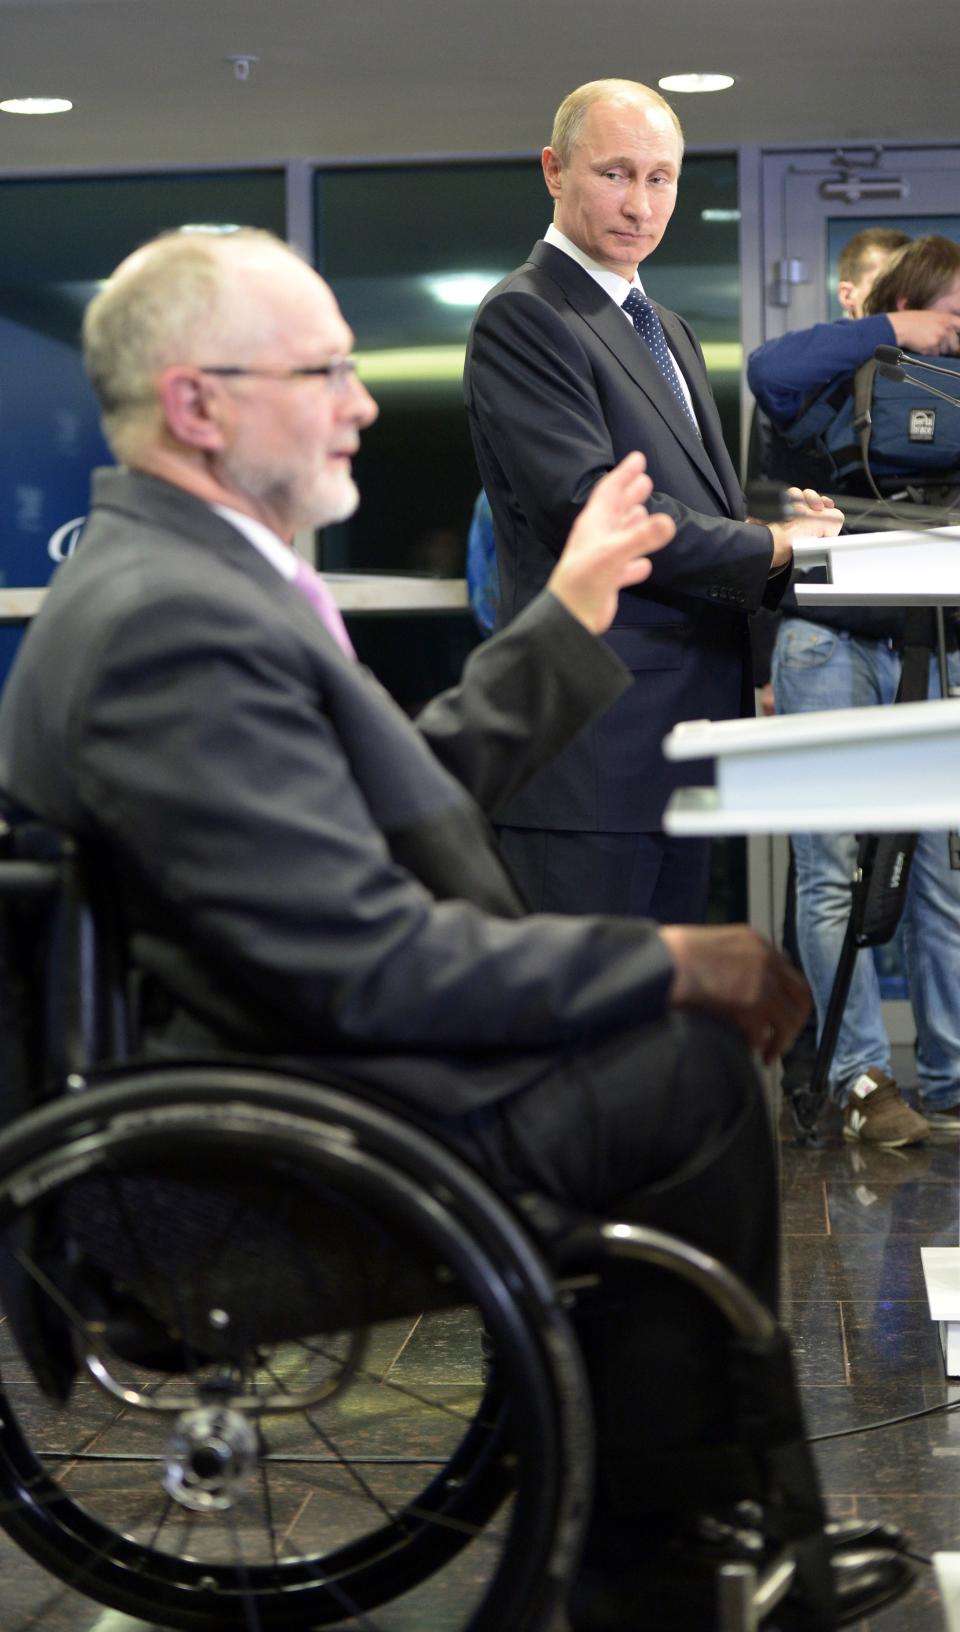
xmin=0 ymin=1100 xmax=957 ymax=1630
xmin=779 ymin=1098 xmax=960 ymax=1632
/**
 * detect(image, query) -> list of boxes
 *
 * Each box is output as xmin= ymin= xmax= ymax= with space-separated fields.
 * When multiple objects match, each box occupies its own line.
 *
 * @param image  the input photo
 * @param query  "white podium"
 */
xmin=662 ymin=697 xmax=960 ymax=836
xmin=662 ymin=534 xmax=960 ymax=1373
xmin=664 ymin=526 xmax=960 ymax=836
xmin=792 ymin=523 xmax=960 ymax=607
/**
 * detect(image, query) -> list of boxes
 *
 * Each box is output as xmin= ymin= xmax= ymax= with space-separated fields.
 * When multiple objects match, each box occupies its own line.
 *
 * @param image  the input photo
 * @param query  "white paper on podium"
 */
xmin=662 ymin=697 xmax=960 ymax=835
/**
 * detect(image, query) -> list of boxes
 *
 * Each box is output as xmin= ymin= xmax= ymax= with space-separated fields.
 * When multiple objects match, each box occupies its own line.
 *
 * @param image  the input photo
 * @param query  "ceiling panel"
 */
xmin=0 ymin=0 xmax=953 ymax=171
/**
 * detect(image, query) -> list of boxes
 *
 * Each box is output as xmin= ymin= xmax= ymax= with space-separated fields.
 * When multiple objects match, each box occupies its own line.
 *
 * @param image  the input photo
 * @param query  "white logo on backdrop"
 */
xmin=48 ymin=516 xmax=87 ymax=562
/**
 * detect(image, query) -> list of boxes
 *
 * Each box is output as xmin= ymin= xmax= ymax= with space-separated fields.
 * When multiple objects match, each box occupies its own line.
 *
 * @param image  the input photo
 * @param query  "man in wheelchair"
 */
xmin=0 ymin=229 xmax=912 ymax=1630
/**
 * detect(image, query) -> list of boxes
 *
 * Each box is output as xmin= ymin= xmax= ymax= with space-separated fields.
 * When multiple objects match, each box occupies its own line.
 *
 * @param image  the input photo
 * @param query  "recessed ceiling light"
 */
xmin=0 ymin=97 xmax=73 ymax=115
xmin=658 ymin=73 xmax=735 ymax=94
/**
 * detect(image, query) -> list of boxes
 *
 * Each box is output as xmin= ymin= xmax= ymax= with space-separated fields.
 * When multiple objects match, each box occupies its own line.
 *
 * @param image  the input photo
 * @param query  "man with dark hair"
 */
xmin=465 ymin=78 xmax=842 ymax=927
xmin=748 ymin=228 xmax=960 ymax=429
xmin=836 ymin=226 xmax=912 ymax=318
xmin=749 ymin=233 xmax=960 ymax=1146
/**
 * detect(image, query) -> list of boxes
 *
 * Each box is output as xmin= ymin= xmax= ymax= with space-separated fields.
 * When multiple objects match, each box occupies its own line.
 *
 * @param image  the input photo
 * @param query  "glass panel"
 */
xmin=827 ymin=213 xmax=960 ymax=316
xmin=0 ymin=173 xmax=286 ymax=612
xmin=315 ymin=154 xmax=742 ymax=571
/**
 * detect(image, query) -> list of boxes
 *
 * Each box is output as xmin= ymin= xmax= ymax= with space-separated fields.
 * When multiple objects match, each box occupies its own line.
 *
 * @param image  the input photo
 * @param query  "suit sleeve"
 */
xmin=415 ymin=590 xmax=630 ymax=814
xmin=468 ymin=287 xmax=778 ymax=613
xmin=72 ymin=590 xmax=673 ymax=1055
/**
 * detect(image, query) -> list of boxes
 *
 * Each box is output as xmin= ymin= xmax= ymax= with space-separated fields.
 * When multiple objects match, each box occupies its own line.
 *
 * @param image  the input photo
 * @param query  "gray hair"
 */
xmin=82 ymin=226 xmax=291 ymax=458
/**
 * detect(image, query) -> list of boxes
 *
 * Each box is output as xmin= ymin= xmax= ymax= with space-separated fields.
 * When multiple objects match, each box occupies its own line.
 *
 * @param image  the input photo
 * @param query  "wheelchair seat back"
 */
xmin=0 ymin=814 xmax=490 ymax=1394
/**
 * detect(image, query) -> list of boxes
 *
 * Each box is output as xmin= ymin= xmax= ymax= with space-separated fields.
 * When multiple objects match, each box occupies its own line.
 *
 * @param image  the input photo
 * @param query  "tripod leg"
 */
xmin=788 ymin=918 xmax=860 ymax=1147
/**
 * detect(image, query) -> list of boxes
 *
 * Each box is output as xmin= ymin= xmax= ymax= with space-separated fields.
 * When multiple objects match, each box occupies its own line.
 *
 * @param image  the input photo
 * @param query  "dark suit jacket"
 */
xmin=464 ymin=240 xmax=788 ymax=830
xmin=0 ymin=469 xmax=675 ymax=1116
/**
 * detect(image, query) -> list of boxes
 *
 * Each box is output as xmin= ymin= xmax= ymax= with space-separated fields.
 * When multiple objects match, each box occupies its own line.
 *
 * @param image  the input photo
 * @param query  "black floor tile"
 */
xmin=1 ymin=1107 xmax=957 ymax=1629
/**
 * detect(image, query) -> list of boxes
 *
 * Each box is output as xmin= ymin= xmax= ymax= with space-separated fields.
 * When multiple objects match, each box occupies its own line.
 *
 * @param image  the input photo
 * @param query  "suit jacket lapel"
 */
xmin=655 ymin=305 xmax=746 ymax=517
xmin=528 ymin=241 xmax=733 ymax=514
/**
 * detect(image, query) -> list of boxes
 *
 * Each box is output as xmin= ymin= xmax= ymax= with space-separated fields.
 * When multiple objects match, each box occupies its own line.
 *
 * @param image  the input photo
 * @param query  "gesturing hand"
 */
xmin=547 ymin=452 xmax=676 ymax=635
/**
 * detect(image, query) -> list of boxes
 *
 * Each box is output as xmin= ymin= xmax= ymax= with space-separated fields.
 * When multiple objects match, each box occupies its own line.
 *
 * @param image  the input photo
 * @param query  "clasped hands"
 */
xmin=760 ymin=486 xmax=845 ymax=572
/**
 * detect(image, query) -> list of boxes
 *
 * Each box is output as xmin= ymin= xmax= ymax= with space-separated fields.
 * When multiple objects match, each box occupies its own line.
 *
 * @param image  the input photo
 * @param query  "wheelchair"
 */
xmin=0 ymin=813 xmax=828 ymax=1632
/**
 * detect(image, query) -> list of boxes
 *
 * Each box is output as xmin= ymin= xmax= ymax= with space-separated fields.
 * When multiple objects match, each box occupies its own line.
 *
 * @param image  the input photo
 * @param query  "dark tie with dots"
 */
xmin=622 ymin=288 xmax=699 ymax=435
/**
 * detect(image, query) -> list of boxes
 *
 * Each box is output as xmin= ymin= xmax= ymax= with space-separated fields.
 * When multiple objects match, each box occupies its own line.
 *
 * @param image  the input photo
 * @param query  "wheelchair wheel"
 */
xmin=0 ymin=1066 xmax=591 ymax=1631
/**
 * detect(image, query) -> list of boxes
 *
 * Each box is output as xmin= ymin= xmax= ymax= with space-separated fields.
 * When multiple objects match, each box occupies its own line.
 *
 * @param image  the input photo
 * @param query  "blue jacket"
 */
xmin=748 ymin=313 xmax=916 ymax=644
xmin=747 ymin=314 xmax=896 ymax=427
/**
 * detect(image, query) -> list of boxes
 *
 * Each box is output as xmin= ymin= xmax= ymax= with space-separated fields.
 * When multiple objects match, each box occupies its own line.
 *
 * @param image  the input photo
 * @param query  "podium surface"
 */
xmin=792 ymin=524 xmax=960 ymax=606
xmin=663 ymin=698 xmax=960 ymax=835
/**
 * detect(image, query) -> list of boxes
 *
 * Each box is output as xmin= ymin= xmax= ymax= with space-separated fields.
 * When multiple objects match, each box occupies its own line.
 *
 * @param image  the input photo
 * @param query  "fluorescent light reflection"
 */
xmin=426 ymin=273 xmax=503 ymax=307
xmin=0 ymin=97 xmax=73 ymax=115
xmin=354 ymin=341 xmax=743 ymax=386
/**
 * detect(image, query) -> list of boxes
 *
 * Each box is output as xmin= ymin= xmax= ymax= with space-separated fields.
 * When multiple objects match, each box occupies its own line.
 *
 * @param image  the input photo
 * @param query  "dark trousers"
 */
xmin=496 ymin=826 xmax=713 ymax=924
xmin=446 ymin=1011 xmax=784 ymax=1537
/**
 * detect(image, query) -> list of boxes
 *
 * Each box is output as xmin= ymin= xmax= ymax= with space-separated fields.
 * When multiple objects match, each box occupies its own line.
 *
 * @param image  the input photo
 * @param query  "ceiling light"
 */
xmin=658 ymin=73 xmax=734 ymax=94
xmin=426 ymin=273 xmax=503 ymax=307
xmin=701 ymin=208 xmax=741 ymax=223
xmin=0 ymin=97 xmax=73 ymax=115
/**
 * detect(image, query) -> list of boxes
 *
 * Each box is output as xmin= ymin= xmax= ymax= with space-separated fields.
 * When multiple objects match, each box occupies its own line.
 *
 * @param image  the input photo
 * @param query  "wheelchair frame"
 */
xmin=0 ymin=813 xmax=822 ymax=1632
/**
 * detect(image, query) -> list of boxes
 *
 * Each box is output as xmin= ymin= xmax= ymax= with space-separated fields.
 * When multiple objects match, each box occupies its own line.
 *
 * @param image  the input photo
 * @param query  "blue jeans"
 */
xmin=772 ymin=617 xmax=960 ymax=1111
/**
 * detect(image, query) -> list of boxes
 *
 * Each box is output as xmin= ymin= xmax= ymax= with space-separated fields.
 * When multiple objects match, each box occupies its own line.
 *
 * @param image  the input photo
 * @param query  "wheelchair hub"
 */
xmin=162 ymin=1405 xmax=259 ymax=1512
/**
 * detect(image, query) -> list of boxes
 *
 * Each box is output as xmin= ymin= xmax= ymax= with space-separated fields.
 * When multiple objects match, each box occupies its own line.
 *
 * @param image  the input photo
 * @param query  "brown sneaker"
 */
xmin=842 ymin=1069 xmax=930 ymax=1147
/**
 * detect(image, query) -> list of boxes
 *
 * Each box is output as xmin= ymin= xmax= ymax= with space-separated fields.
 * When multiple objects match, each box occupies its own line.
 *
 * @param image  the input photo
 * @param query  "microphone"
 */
xmin=878 ymin=365 xmax=960 ymax=411
xmin=873 ymin=344 xmax=960 ymax=384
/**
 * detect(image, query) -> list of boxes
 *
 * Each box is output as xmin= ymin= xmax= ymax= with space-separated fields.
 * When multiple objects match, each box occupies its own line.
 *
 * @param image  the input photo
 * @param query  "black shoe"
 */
xmin=828 ymin=1546 xmax=916 ymax=1625
xmin=568 ymin=1539 xmax=915 ymax=1631
xmin=729 ymin=1502 xmax=906 ymax=1556
xmin=823 ymin=1516 xmax=906 ymax=1554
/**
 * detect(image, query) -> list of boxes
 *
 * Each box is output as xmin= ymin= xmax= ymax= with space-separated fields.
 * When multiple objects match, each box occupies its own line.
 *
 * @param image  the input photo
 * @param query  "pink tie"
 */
xmin=292 ymin=555 xmax=356 ymax=659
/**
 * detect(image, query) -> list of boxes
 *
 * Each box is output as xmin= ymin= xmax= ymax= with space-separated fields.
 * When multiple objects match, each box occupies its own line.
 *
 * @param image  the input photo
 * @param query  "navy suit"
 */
xmin=465 ymin=240 xmax=788 ymax=918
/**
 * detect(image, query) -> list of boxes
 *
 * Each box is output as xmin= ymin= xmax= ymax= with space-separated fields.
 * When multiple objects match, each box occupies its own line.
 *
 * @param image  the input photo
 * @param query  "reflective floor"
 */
xmin=780 ymin=1090 xmax=960 ymax=1632
xmin=1 ymin=1087 xmax=957 ymax=1632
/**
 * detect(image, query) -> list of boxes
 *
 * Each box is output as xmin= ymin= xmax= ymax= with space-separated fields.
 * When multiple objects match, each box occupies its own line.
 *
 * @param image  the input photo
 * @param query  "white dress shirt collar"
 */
xmin=544 ymin=223 xmax=645 ymax=306
xmin=211 ymin=503 xmax=299 ymax=581
xmin=542 ymin=224 xmax=698 ymax=427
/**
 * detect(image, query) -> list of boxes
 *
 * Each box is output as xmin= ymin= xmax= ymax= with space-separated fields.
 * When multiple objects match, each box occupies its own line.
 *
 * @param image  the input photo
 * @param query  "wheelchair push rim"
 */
xmin=0 ymin=1067 xmax=592 ymax=1632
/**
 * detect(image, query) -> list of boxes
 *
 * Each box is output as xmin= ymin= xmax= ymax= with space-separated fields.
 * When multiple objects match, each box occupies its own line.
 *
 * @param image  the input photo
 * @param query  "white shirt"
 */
xmin=212 ymin=502 xmax=299 ymax=581
xmin=543 ymin=223 xmax=700 ymax=429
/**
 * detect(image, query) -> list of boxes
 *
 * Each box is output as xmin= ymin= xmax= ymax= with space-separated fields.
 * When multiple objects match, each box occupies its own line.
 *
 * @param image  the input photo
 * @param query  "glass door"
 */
xmin=743 ymin=142 xmax=960 ymax=1047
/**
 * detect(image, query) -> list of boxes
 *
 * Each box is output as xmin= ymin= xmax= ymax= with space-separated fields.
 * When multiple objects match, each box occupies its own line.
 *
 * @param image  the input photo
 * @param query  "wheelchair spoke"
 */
xmin=7 ymin=1244 xmax=100 ymax=1342
xmin=0 ymin=1076 xmax=581 ymax=1631
xmin=255 ymin=1425 xmax=280 ymax=1568
xmin=268 ymin=1524 xmax=389 ymax=1632
xmin=225 ymin=1506 xmax=264 ymax=1632
xmin=299 ymin=1337 xmax=487 ymax=1427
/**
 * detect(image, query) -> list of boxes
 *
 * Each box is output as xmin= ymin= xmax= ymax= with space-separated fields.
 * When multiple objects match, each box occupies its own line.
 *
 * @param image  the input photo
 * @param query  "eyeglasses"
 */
xmin=198 ymin=357 xmax=359 ymax=393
